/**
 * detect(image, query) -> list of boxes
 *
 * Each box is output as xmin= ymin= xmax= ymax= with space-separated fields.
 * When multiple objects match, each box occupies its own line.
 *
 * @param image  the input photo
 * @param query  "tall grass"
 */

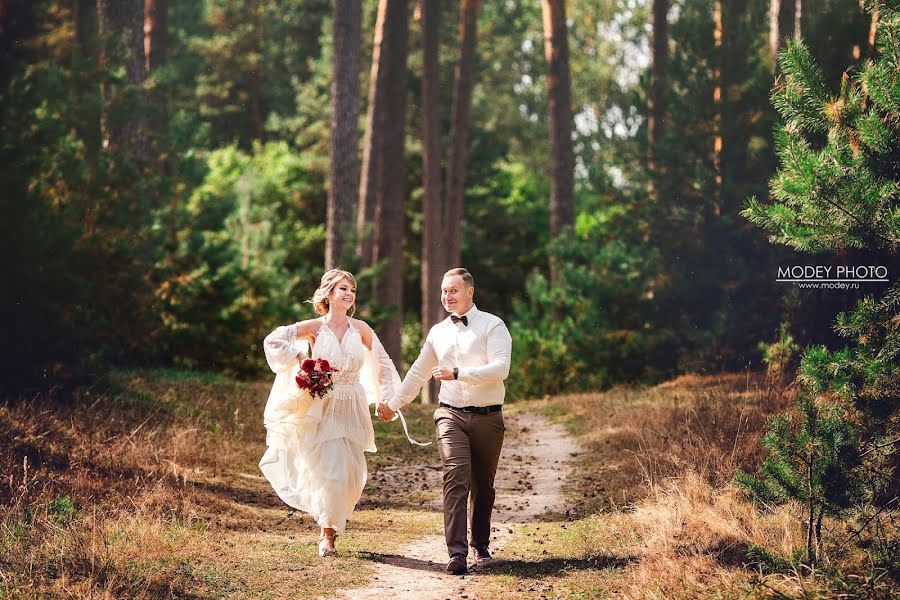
xmin=0 ymin=370 xmax=268 ymax=597
xmin=0 ymin=368 xmax=440 ymax=598
xmin=526 ymin=372 xmax=790 ymax=513
xmin=511 ymin=372 xmax=897 ymax=598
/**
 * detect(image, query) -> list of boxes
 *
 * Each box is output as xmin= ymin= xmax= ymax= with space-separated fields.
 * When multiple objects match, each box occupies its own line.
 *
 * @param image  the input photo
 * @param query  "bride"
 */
xmin=259 ymin=268 xmax=403 ymax=557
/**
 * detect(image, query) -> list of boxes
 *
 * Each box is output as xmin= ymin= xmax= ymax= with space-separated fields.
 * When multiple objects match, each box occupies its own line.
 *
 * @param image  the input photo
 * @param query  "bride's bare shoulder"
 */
xmin=294 ymin=318 xmax=324 ymax=338
xmin=351 ymin=318 xmax=374 ymax=349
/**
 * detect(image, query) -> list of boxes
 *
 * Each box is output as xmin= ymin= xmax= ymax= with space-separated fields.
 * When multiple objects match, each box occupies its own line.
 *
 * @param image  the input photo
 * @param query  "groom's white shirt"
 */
xmin=388 ymin=305 xmax=512 ymax=412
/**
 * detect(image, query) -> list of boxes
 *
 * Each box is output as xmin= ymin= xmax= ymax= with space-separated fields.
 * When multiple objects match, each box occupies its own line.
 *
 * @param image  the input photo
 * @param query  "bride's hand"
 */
xmin=376 ymin=401 xmax=395 ymax=422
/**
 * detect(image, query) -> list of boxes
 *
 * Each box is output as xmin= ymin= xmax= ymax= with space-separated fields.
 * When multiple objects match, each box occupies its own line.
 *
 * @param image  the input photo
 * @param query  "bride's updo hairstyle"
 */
xmin=310 ymin=268 xmax=357 ymax=315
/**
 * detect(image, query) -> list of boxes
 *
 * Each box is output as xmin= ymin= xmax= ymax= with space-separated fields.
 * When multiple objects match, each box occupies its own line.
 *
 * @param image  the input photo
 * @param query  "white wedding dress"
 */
xmin=258 ymin=319 xmax=399 ymax=533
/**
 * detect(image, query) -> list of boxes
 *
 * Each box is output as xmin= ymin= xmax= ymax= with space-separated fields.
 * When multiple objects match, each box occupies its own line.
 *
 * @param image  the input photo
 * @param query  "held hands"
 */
xmin=431 ymin=366 xmax=456 ymax=381
xmin=376 ymin=401 xmax=396 ymax=422
xmin=377 ymin=365 xmax=454 ymax=422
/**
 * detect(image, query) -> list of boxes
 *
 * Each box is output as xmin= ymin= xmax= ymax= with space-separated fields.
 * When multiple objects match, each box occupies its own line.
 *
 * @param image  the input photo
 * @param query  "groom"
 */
xmin=377 ymin=268 xmax=512 ymax=575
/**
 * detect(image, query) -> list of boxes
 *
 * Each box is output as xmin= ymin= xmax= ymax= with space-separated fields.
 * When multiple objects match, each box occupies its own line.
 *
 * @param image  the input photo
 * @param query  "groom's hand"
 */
xmin=432 ymin=366 xmax=455 ymax=381
xmin=376 ymin=401 xmax=395 ymax=422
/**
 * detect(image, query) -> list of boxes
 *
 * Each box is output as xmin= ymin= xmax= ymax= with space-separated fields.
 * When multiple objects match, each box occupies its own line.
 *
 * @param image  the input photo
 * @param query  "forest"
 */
xmin=1 ymin=0 xmax=898 ymax=597
xmin=0 ymin=0 xmax=891 ymax=394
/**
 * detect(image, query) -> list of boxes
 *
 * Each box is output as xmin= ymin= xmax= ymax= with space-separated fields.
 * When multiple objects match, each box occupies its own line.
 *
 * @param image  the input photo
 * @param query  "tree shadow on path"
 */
xmin=355 ymin=551 xmax=637 ymax=576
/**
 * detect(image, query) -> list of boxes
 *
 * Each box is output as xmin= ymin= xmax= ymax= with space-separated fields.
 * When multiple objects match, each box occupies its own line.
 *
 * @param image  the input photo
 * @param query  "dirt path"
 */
xmin=327 ymin=412 xmax=579 ymax=600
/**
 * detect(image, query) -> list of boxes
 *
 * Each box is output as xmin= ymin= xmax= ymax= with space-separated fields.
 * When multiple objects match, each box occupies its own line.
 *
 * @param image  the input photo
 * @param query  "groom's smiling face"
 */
xmin=441 ymin=275 xmax=474 ymax=315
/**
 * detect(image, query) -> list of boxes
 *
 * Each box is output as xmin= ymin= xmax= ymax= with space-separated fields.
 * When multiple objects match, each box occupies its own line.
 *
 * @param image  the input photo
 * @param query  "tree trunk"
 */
xmin=75 ymin=0 xmax=98 ymax=58
xmin=443 ymin=0 xmax=480 ymax=271
xmin=326 ymin=0 xmax=363 ymax=269
xmin=358 ymin=0 xmax=390 ymax=270
xmin=143 ymin=0 xmax=167 ymax=159
xmin=648 ymin=0 xmax=668 ymax=195
xmin=542 ymin=0 xmax=575 ymax=245
xmin=97 ymin=0 xmax=148 ymax=157
xmin=143 ymin=0 xmax=171 ymax=238
xmin=867 ymin=1 xmax=877 ymax=52
xmin=362 ymin=0 xmax=409 ymax=365
xmin=143 ymin=0 xmax=166 ymax=74
xmin=75 ymin=0 xmax=101 ymax=235
xmin=806 ymin=400 xmax=818 ymax=565
xmin=769 ymin=0 xmax=799 ymax=69
xmin=249 ymin=0 xmax=264 ymax=143
xmin=712 ymin=0 xmax=723 ymax=208
xmin=419 ymin=0 xmax=442 ymax=403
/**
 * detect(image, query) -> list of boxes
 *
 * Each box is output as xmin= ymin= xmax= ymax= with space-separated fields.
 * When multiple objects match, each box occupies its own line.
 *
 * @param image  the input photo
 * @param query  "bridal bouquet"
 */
xmin=295 ymin=358 xmax=338 ymax=399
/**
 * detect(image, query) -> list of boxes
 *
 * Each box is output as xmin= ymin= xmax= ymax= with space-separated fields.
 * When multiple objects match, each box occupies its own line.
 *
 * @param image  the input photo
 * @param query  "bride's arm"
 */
xmin=263 ymin=319 xmax=319 ymax=373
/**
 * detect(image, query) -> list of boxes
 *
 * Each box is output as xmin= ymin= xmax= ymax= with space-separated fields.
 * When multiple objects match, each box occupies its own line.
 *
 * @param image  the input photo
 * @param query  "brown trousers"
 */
xmin=434 ymin=405 xmax=505 ymax=558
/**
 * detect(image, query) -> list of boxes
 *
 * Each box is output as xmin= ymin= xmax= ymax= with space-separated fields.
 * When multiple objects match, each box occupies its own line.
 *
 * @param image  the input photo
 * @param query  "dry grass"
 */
xmin=0 ymin=369 xmax=440 ymax=598
xmin=512 ymin=372 xmax=791 ymax=514
xmin=473 ymin=474 xmax=868 ymax=599
xmin=482 ymin=373 xmax=898 ymax=599
xmin=3 ymin=370 xmax=894 ymax=598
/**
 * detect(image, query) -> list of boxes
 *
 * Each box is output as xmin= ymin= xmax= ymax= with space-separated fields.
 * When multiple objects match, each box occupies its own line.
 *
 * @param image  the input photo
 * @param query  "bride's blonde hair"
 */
xmin=310 ymin=268 xmax=357 ymax=316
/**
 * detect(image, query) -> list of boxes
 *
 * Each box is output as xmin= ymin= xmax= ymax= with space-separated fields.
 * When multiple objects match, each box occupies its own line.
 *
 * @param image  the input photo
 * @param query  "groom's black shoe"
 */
xmin=446 ymin=553 xmax=468 ymax=575
xmin=473 ymin=546 xmax=493 ymax=567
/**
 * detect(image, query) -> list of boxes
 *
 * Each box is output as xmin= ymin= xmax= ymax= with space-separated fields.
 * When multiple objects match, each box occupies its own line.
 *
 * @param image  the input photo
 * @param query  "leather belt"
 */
xmin=440 ymin=402 xmax=502 ymax=415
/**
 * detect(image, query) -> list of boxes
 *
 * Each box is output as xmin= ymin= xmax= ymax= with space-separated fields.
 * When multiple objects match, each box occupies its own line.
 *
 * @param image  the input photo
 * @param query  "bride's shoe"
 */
xmin=318 ymin=533 xmax=337 ymax=557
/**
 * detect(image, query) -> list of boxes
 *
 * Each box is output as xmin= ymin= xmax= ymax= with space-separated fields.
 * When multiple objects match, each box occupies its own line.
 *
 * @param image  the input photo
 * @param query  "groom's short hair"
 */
xmin=444 ymin=267 xmax=474 ymax=288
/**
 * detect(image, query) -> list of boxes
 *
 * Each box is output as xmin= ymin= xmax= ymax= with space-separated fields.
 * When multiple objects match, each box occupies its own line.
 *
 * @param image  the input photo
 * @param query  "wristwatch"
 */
xmin=453 ymin=367 xmax=459 ymax=380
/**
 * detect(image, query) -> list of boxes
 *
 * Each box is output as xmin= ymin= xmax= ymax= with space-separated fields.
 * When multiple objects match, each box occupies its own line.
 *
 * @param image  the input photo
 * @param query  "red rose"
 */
xmin=301 ymin=359 xmax=316 ymax=373
xmin=318 ymin=359 xmax=331 ymax=371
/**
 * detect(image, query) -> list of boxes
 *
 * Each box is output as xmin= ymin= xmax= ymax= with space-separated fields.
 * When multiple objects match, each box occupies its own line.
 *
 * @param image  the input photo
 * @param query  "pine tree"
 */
xmin=735 ymin=395 xmax=860 ymax=564
xmin=740 ymin=0 xmax=899 ymax=567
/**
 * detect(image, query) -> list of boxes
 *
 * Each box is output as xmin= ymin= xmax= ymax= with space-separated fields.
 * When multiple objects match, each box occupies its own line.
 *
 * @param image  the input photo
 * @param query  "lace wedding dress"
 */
xmin=259 ymin=319 xmax=398 ymax=533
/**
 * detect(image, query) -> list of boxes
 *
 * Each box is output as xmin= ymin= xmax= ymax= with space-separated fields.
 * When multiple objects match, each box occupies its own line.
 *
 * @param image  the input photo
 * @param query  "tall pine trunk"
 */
xmin=75 ymin=0 xmax=98 ymax=59
xmin=419 ymin=0 xmax=442 ymax=403
xmin=143 ymin=0 xmax=167 ymax=155
xmin=444 ymin=0 xmax=480 ymax=271
xmin=712 ymin=0 xmax=723 ymax=208
xmin=769 ymin=0 xmax=800 ymax=69
xmin=326 ymin=0 xmax=362 ymax=269
xmin=361 ymin=0 xmax=409 ymax=364
xmin=97 ymin=0 xmax=147 ymax=157
xmin=143 ymin=0 xmax=171 ymax=239
xmin=143 ymin=0 xmax=166 ymax=74
xmin=648 ymin=0 xmax=668 ymax=196
xmin=542 ymin=0 xmax=575 ymax=246
xmin=249 ymin=0 xmax=264 ymax=143
xmin=358 ymin=0 xmax=390 ymax=269
xmin=75 ymin=0 xmax=101 ymax=235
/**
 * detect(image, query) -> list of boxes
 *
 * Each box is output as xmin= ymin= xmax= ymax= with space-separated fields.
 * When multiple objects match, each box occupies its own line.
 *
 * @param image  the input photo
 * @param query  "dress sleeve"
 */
xmin=263 ymin=323 xmax=308 ymax=373
xmin=361 ymin=330 xmax=402 ymax=406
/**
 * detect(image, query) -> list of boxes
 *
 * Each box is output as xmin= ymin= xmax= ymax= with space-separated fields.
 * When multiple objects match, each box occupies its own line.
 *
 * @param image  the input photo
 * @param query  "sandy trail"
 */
xmin=328 ymin=411 xmax=579 ymax=600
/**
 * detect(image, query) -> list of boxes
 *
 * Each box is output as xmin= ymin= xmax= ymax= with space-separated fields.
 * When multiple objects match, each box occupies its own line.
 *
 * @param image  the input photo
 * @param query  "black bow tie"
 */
xmin=451 ymin=315 xmax=468 ymax=326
